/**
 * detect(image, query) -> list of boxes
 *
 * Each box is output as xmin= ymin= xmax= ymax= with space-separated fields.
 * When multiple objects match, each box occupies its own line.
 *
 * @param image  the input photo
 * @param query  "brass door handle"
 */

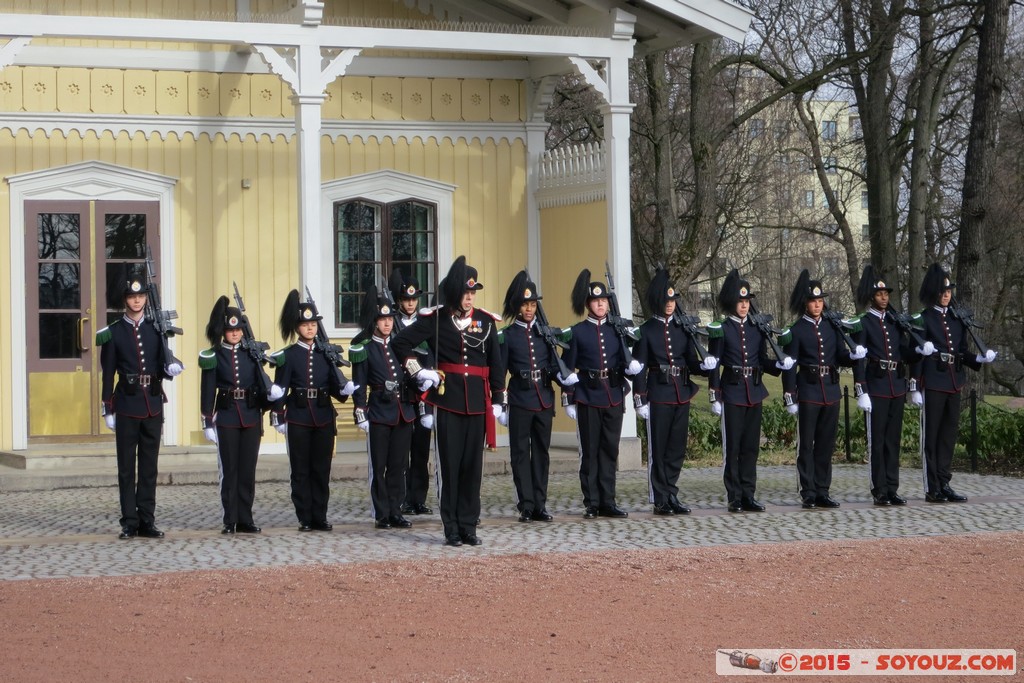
xmin=78 ymin=316 xmax=90 ymax=352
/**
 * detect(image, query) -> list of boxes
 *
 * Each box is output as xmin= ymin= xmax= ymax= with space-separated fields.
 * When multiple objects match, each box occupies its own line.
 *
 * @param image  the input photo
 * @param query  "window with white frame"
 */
xmin=822 ymin=120 xmax=838 ymax=140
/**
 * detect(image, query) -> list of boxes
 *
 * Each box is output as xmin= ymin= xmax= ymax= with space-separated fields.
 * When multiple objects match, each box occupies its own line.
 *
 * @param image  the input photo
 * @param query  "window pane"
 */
xmin=38 ymin=263 xmax=80 ymax=309
xmin=337 ymin=229 xmax=377 ymax=262
xmin=37 ymin=213 xmax=80 ymax=260
xmin=39 ymin=313 xmax=80 ymax=359
xmin=105 ymin=214 xmax=147 ymax=259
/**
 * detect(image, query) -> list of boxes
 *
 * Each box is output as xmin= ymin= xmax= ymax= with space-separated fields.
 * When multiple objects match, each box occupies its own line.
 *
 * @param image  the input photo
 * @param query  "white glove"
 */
xmin=857 ymin=394 xmax=872 ymax=412
xmin=491 ymin=404 xmax=503 ymax=419
xmin=203 ymin=427 xmax=218 ymax=444
xmin=104 ymin=413 xmax=116 ymax=431
xmin=909 ymin=391 xmax=923 ymax=407
xmin=636 ymin=403 xmax=650 ymax=420
xmin=786 ymin=403 xmax=799 ymax=415
xmin=268 ymin=384 xmax=285 ymax=401
xmin=850 ymin=345 xmax=867 ymax=360
xmin=416 ymin=369 xmax=441 ymax=391
xmin=776 ymin=356 xmax=795 ymax=371
xmin=419 ymin=413 xmax=434 ymax=430
xmin=497 ymin=409 xmax=509 ymax=427
xmin=557 ymin=372 xmax=579 ymax=386
xmin=916 ymin=341 xmax=935 ymax=357
xmin=356 ymin=420 xmax=369 ymax=433
xmin=625 ymin=359 xmax=644 ymax=376
xmin=342 ymin=381 xmax=358 ymax=396
xmin=275 ymin=423 xmax=288 ymax=435
xmin=565 ymin=404 xmax=577 ymax=421
xmin=166 ymin=362 xmax=184 ymax=377
xmin=978 ymin=349 xmax=997 ymax=363
xmin=710 ymin=401 xmax=723 ymax=416
xmin=700 ymin=355 xmax=719 ymax=371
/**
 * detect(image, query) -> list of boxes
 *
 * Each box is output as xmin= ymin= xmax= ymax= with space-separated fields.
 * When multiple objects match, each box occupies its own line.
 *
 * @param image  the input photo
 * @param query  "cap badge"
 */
xmin=129 ymin=281 xmax=143 ymax=293
xmin=876 ymin=280 xmax=886 ymax=289
xmin=466 ymin=277 xmax=477 ymax=288
xmin=381 ymin=305 xmax=390 ymax=315
xmin=406 ymin=286 xmax=416 ymax=296
xmin=739 ymin=286 xmax=748 ymax=296
xmin=523 ymin=288 xmax=532 ymax=298
xmin=302 ymin=309 xmax=314 ymax=320
xmin=812 ymin=286 xmax=822 ymax=296
xmin=227 ymin=315 xmax=239 ymax=327
xmin=943 ymin=278 xmax=951 ymax=287
xmin=667 ymin=287 xmax=675 ymax=297
xmin=591 ymin=286 xmax=603 ymax=296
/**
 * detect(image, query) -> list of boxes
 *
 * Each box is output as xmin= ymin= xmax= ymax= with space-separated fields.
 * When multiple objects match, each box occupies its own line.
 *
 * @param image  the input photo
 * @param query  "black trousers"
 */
xmin=867 ymin=395 xmax=904 ymax=498
xmin=722 ymin=402 xmax=762 ymax=503
xmin=922 ymin=389 xmax=960 ymax=493
xmin=796 ymin=401 xmax=840 ymax=500
xmin=367 ymin=420 xmax=412 ymax=521
xmin=405 ymin=420 xmax=432 ymax=506
xmin=577 ymin=403 xmax=624 ymax=509
xmin=645 ymin=402 xmax=691 ymax=506
xmin=216 ymin=424 xmax=261 ymax=525
xmin=286 ymin=423 xmax=335 ymax=525
xmin=435 ymin=410 xmax=485 ymax=538
xmin=508 ymin=405 xmax=553 ymax=513
xmin=115 ymin=414 xmax=162 ymax=529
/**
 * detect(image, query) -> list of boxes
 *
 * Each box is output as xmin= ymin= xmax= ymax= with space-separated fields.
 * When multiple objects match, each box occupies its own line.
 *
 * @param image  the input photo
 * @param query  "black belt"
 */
xmin=656 ymin=365 xmax=684 ymax=377
xmin=219 ymin=387 xmax=249 ymax=400
xmin=517 ymin=369 xmax=548 ymax=383
xmin=124 ymin=373 xmax=153 ymax=387
xmin=938 ymin=352 xmax=956 ymax=364
xmin=799 ymin=365 xmax=834 ymax=376
xmin=294 ymin=387 xmax=327 ymax=399
xmin=726 ymin=366 xmax=759 ymax=378
xmin=870 ymin=359 xmax=902 ymax=371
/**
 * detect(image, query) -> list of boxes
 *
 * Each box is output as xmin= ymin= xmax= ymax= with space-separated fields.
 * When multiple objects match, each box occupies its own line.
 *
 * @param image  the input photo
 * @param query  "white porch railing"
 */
xmin=537 ymin=141 xmax=606 ymax=207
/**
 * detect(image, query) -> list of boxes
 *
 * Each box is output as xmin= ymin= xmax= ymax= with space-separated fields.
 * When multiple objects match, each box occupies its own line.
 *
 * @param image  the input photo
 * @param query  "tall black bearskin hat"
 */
xmin=205 ymin=295 xmax=244 ymax=346
xmin=919 ymin=263 xmax=955 ymax=306
xmin=389 ymin=267 xmax=422 ymax=301
xmin=352 ymin=284 xmax=394 ymax=344
xmin=278 ymin=289 xmax=321 ymax=341
xmin=105 ymin=263 xmax=147 ymax=309
xmin=646 ymin=267 xmax=681 ymax=315
xmin=502 ymin=270 xmax=542 ymax=321
xmin=571 ymin=268 xmax=610 ymax=317
xmin=440 ymin=256 xmax=483 ymax=312
xmin=856 ymin=264 xmax=894 ymax=309
xmin=788 ymin=269 xmax=828 ymax=317
xmin=717 ymin=269 xmax=755 ymax=313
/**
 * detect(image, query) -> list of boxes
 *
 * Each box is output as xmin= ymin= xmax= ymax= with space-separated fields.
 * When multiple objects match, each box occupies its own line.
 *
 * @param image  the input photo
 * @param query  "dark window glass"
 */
xmin=37 ymin=213 xmax=80 ymax=260
xmin=39 ymin=313 xmax=80 ymax=359
xmin=105 ymin=213 xmax=147 ymax=259
xmin=38 ymin=263 xmax=80 ymax=309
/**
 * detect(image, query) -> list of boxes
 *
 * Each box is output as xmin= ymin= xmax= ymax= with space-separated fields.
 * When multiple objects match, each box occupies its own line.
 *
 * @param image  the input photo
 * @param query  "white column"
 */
xmin=292 ymin=90 xmax=326 ymax=288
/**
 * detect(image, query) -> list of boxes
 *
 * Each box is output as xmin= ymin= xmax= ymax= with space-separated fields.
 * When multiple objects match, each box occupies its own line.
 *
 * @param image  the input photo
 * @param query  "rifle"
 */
xmin=304 ymin=287 xmax=352 ymax=371
xmin=604 ymin=261 xmax=640 ymax=365
xmin=821 ymin=307 xmax=858 ymax=352
xmin=524 ymin=269 xmax=572 ymax=379
xmin=232 ymin=281 xmax=274 ymax=395
xmin=747 ymin=299 xmax=787 ymax=361
xmin=884 ymin=302 xmax=928 ymax=349
xmin=143 ymin=245 xmax=183 ymax=367
xmin=949 ymin=297 xmax=991 ymax=355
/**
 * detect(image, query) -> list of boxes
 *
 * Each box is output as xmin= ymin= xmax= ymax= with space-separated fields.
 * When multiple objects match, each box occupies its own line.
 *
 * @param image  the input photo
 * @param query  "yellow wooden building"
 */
xmin=0 ymin=0 xmax=750 ymax=459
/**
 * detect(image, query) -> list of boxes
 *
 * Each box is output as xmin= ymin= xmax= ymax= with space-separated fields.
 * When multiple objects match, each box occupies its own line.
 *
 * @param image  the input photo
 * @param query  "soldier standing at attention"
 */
xmin=199 ymin=295 xmax=281 ymax=534
xmin=349 ymin=285 xmax=416 ymax=530
xmin=707 ymin=270 xmax=791 ymax=513
xmin=632 ymin=268 xmax=718 ymax=515
xmin=391 ymin=256 xmax=505 ymax=547
xmin=498 ymin=271 xmax=563 ymax=523
xmin=779 ymin=270 xmax=866 ymax=510
xmin=98 ymin=273 xmax=184 ymax=539
xmin=913 ymin=264 xmax=996 ymax=503
xmin=390 ymin=268 xmax=434 ymax=517
xmin=270 ymin=290 xmax=357 ymax=532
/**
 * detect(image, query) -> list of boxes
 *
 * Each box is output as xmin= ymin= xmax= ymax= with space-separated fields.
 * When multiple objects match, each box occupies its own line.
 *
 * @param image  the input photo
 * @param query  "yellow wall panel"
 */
xmin=461 ymin=79 xmax=490 ymax=123
xmin=323 ymin=78 xmax=343 ymax=120
xmin=123 ymin=70 xmax=157 ymax=115
xmin=0 ymin=66 xmax=23 ymax=112
xmin=540 ymin=201 xmax=609 ymax=327
xmin=341 ymin=76 xmax=372 ymax=120
xmin=250 ymin=74 xmax=285 ymax=118
xmin=371 ymin=77 xmax=402 ymax=121
xmin=56 ymin=68 xmax=91 ymax=113
xmin=21 ymin=67 xmax=58 ymax=112
xmin=219 ymin=73 xmax=250 ymax=118
xmin=90 ymin=69 xmax=124 ymax=114
xmin=432 ymin=78 xmax=461 ymax=121
xmin=155 ymin=71 xmax=189 ymax=115
xmin=490 ymin=79 xmax=519 ymax=123
xmin=189 ymin=72 xmax=220 ymax=116
xmin=401 ymin=77 xmax=431 ymax=122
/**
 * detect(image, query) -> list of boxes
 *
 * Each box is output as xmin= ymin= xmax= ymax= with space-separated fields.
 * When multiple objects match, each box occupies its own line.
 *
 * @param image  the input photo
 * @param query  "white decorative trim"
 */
xmin=0 ymin=36 xmax=31 ymax=70
xmin=5 ymin=161 xmax=178 ymax=450
xmin=315 ymin=170 xmax=456 ymax=337
xmin=536 ymin=141 xmax=607 ymax=207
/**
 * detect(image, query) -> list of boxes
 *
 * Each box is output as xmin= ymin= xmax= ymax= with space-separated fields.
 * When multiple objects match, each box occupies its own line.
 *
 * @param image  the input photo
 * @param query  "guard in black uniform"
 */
xmin=199 ymin=296 xmax=279 ymax=534
xmin=98 ymin=274 xmax=184 ymax=539
xmin=498 ymin=271 xmax=562 ymax=523
xmin=349 ymin=285 xmax=416 ymax=530
xmin=779 ymin=270 xmax=865 ymax=509
xmin=390 ymin=268 xmax=434 ymax=517
xmin=270 ymin=290 xmax=357 ymax=532
xmin=912 ymin=264 xmax=996 ymax=502
xmin=391 ymin=256 xmax=505 ymax=547
xmin=632 ymin=268 xmax=718 ymax=515
xmin=851 ymin=266 xmax=928 ymax=506
xmin=707 ymin=270 xmax=790 ymax=513
xmin=561 ymin=269 xmax=643 ymax=519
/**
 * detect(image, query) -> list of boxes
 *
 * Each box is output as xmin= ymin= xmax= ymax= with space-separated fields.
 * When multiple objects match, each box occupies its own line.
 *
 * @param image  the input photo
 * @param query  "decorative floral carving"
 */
xmin=0 ymin=81 xmax=11 ymax=93
xmin=470 ymin=93 xmax=482 ymax=106
xmin=68 ymin=83 xmax=80 ymax=95
xmin=351 ymin=91 xmax=364 ymax=102
xmin=499 ymin=94 xmax=511 ymax=106
xmin=381 ymin=91 xmax=393 ymax=104
xmin=101 ymin=84 xmax=114 ymax=95
xmin=134 ymin=85 xmax=146 ymax=96
xmin=261 ymin=88 xmax=273 ymax=101
xmin=410 ymin=92 xmax=422 ymax=104
xmin=441 ymin=92 xmax=452 ymax=105
xmin=198 ymin=87 xmax=210 ymax=99
xmin=34 ymin=82 xmax=47 ymax=93
xmin=166 ymin=86 xmax=179 ymax=98
xmin=229 ymin=87 xmax=242 ymax=100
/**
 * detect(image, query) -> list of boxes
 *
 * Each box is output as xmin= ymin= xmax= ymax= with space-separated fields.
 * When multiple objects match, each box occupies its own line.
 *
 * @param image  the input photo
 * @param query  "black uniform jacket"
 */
xmin=631 ymin=315 xmax=705 ymax=406
xmin=912 ymin=306 xmax=982 ymax=394
xmin=98 ymin=316 xmax=173 ymax=419
xmin=391 ymin=306 xmax=505 ymax=415
xmin=349 ymin=335 xmax=417 ymax=426
xmin=707 ymin=316 xmax=781 ymax=407
xmin=780 ymin=315 xmax=857 ymax=405
xmin=562 ymin=316 xmax=629 ymax=408
xmin=199 ymin=342 xmax=269 ymax=429
xmin=269 ymin=341 xmax=346 ymax=428
xmin=852 ymin=308 xmax=920 ymax=399
xmin=499 ymin=319 xmax=560 ymax=411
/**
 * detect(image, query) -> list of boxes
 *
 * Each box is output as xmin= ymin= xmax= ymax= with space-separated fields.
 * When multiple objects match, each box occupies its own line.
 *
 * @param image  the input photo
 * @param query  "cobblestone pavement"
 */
xmin=1 ymin=465 xmax=1022 ymax=581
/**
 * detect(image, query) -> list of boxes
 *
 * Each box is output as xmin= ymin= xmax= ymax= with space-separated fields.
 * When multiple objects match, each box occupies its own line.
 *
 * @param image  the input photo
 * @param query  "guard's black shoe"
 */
xmin=925 ymin=491 xmax=946 ymax=503
xmin=727 ymin=500 xmax=743 ymax=513
xmin=802 ymin=499 xmax=818 ymax=509
xmin=389 ymin=515 xmax=412 ymax=528
xmin=444 ymin=535 xmax=463 ymax=547
xmin=888 ymin=494 xmax=907 ymax=506
xmin=583 ymin=506 xmax=598 ymax=519
xmin=118 ymin=527 xmax=137 ymax=539
xmin=872 ymin=496 xmax=891 ymax=507
xmin=311 ymin=521 xmax=333 ymax=531
xmin=518 ymin=510 xmax=534 ymax=522
xmin=669 ymin=499 xmax=691 ymax=515
xmin=740 ymin=498 xmax=766 ymax=512
xmin=236 ymin=522 xmax=262 ymax=533
xmin=460 ymin=534 xmax=482 ymax=546
xmin=221 ymin=524 xmax=236 ymax=534
xmin=400 ymin=503 xmax=416 ymax=515
xmin=532 ymin=509 xmax=553 ymax=522
xmin=298 ymin=524 xmax=314 ymax=532
xmin=137 ymin=525 xmax=165 ymax=538
xmin=598 ymin=505 xmax=628 ymax=518
xmin=941 ymin=486 xmax=967 ymax=502
xmin=413 ymin=503 xmax=433 ymax=515
xmin=815 ymin=495 xmax=840 ymax=509
xmin=374 ymin=519 xmax=392 ymax=529
xmin=652 ymin=503 xmax=675 ymax=516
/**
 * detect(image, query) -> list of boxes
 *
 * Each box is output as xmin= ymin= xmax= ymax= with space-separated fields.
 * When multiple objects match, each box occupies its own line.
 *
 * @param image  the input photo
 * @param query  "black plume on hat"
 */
xmin=571 ymin=268 xmax=591 ymax=317
xmin=278 ymin=289 xmax=301 ymax=341
xmin=919 ymin=263 xmax=954 ymax=306
xmin=441 ymin=255 xmax=483 ymax=312
xmin=856 ymin=264 xmax=894 ymax=309
xmin=502 ymin=270 xmax=542 ymax=321
xmin=646 ymin=267 xmax=680 ymax=314
xmin=718 ymin=269 xmax=755 ymax=313
xmin=106 ymin=262 xmax=147 ymax=309
xmin=788 ymin=269 xmax=828 ymax=316
xmin=389 ymin=267 xmax=422 ymax=301
xmin=206 ymin=295 xmax=230 ymax=346
xmin=353 ymin=284 xmax=394 ymax=345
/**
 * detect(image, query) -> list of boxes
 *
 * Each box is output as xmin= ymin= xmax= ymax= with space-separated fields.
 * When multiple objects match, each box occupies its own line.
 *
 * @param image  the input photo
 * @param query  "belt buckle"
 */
xmin=741 ymin=367 xmax=752 ymax=377
xmin=385 ymin=380 xmax=399 ymax=392
xmin=530 ymin=370 xmax=543 ymax=382
xmin=139 ymin=374 xmax=151 ymax=387
xmin=668 ymin=367 xmax=680 ymax=377
xmin=231 ymin=388 xmax=247 ymax=400
xmin=819 ymin=366 xmax=830 ymax=375
xmin=306 ymin=387 xmax=318 ymax=399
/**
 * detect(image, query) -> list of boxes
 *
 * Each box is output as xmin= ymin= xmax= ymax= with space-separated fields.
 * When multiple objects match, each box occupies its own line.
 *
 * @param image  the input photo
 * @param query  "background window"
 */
xmin=822 ymin=120 xmax=838 ymax=140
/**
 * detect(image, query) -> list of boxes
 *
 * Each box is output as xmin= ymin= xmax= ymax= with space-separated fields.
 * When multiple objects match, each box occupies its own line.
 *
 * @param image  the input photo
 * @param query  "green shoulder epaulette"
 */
xmin=841 ymin=316 xmax=862 ymax=333
xmin=777 ymin=323 xmax=794 ymax=347
xmin=348 ymin=343 xmax=368 ymax=364
xmin=95 ymin=321 xmax=116 ymax=346
xmin=198 ymin=348 xmax=218 ymax=370
xmin=269 ymin=347 xmax=289 ymax=367
xmin=496 ymin=328 xmax=505 ymax=344
xmin=706 ymin=320 xmax=723 ymax=339
xmin=558 ymin=328 xmax=572 ymax=344
xmin=911 ymin=311 xmax=924 ymax=328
